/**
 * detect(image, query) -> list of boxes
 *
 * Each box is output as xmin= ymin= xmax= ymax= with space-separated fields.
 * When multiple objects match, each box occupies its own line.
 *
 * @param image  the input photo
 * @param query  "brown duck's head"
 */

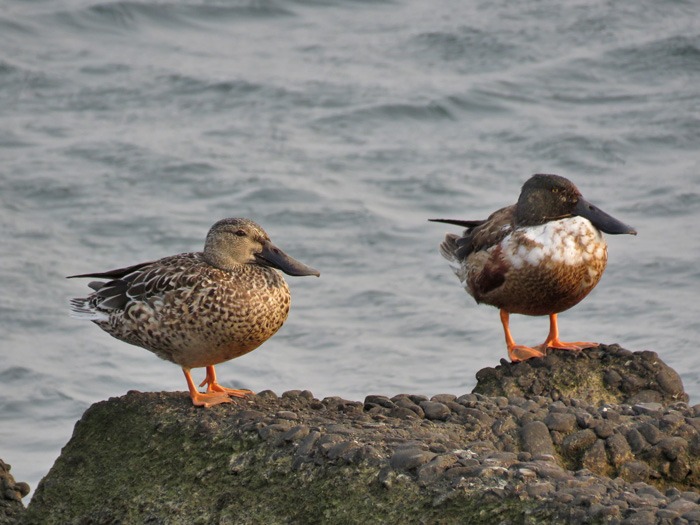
xmin=516 ymin=174 xmax=637 ymax=235
xmin=203 ymin=218 xmax=320 ymax=276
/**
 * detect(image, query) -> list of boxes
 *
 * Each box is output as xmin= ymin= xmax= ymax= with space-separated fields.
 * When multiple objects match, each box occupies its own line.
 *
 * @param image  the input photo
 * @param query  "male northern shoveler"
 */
xmin=430 ymin=174 xmax=636 ymax=362
xmin=68 ymin=218 xmax=319 ymax=407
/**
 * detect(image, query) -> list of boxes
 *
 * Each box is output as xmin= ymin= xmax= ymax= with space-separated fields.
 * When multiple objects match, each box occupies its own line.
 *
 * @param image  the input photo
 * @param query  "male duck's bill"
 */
xmin=572 ymin=198 xmax=637 ymax=236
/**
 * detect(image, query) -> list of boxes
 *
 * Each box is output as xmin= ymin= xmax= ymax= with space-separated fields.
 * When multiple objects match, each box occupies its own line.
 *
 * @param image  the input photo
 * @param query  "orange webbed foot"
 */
xmin=542 ymin=314 xmax=599 ymax=353
xmin=182 ymin=367 xmax=232 ymax=408
xmin=545 ymin=339 xmax=599 ymax=352
xmin=508 ymin=344 xmax=546 ymax=362
xmin=500 ymin=310 xmax=546 ymax=362
xmin=199 ymin=366 xmax=254 ymax=399
xmin=190 ymin=391 xmax=233 ymax=408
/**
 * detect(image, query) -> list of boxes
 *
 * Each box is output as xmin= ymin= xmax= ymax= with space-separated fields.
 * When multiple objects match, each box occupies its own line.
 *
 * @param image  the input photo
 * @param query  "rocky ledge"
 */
xmin=0 ymin=461 xmax=29 ymax=525
xmin=14 ymin=344 xmax=700 ymax=524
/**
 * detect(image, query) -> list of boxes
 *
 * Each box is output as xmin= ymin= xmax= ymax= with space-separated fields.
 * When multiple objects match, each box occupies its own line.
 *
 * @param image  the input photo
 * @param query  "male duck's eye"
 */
xmin=235 ymin=230 xmax=247 ymax=237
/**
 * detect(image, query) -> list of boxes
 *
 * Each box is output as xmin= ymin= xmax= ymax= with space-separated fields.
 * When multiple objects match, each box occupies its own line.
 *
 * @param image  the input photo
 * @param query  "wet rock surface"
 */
xmin=19 ymin=346 xmax=700 ymax=524
xmin=0 ymin=460 xmax=29 ymax=525
xmin=473 ymin=344 xmax=688 ymax=406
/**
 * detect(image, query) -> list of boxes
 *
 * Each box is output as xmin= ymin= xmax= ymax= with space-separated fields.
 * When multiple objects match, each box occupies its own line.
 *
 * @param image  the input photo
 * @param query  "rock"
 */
xmin=638 ymin=422 xmax=664 ymax=445
xmin=606 ymin=433 xmax=634 ymax=468
xmin=581 ymin=439 xmax=609 ymax=475
xmin=544 ymin=412 xmax=577 ymax=433
xmin=0 ymin=459 xmax=28 ymax=525
xmin=20 ymin=345 xmax=700 ymax=524
xmin=473 ymin=344 xmax=689 ymax=405
xmin=520 ymin=421 xmax=555 ymax=456
xmin=364 ymin=394 xmax=395 ymax=410
xmin=419 ymin=401 xmax=451 ymax=421
xmin=561 ymin=429 xmax=597 ymax=459
xmin=619 ymin=461 xmax=654 ymax=483
xmin=389 ymin=448 xmax=436 ymax=470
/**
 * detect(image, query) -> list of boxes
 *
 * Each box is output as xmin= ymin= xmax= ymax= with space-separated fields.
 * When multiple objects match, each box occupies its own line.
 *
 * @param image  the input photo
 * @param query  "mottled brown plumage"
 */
xmin=431 ymin=174 xmax=636 ymax=362
xmin=69 ymin=218 xmax=319 ymax=407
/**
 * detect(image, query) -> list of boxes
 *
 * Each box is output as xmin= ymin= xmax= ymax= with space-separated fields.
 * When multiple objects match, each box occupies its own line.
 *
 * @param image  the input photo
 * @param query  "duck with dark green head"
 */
xmin=431 ymin=174 xmax=636 ymax=362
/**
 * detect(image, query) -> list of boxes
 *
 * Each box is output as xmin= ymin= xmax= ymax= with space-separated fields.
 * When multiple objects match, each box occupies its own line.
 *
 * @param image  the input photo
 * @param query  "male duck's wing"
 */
xmin=431 ymin=205 xmax=516 ymax=262
xmin=459 ymin=205 xmax=516 ymax=259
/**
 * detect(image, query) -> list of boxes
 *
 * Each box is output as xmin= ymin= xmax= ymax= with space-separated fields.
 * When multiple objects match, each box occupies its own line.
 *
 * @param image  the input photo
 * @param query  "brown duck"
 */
xmin=69 ymin=218 xmax=319 ymax=407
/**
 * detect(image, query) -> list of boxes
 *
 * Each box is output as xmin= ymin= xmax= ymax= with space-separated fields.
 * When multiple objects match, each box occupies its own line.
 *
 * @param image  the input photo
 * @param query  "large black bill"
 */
xmin=255 ymin=241 xmax=320 ymax=277
xmin=574 ymin=198 xmax=637 ymax=236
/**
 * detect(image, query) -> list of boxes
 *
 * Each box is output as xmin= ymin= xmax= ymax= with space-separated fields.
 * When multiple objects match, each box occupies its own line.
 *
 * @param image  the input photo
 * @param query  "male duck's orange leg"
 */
xmin=543 ymin=313 xmax=599 ymax=351
xmin=199 ymin=365 xmax=254 ymax=399
xmin=500 ymin=310 xmax=545 ymax=362
xmin=182 ymin=368 xmax=231 ymax=407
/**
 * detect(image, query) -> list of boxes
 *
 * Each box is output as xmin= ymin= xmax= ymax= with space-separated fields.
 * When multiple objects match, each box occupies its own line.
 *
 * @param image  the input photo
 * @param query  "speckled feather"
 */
xmin=70 ymin=252 xmax=291 ymax=369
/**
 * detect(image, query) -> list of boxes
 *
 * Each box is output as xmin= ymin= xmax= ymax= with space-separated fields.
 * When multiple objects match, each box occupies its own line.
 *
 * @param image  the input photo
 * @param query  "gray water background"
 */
xmin=1 ymin=0 xmax=699 ymax=498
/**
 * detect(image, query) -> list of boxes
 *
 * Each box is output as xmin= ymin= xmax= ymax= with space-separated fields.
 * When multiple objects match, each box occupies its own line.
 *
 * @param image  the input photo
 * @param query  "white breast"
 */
xmin=505 ymin=217 xmax=605 ymax=270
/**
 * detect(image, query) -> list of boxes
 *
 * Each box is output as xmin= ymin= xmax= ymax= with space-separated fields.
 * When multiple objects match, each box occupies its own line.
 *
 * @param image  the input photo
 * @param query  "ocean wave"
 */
xmin=48 ymin=0 xmax=295 ymax=34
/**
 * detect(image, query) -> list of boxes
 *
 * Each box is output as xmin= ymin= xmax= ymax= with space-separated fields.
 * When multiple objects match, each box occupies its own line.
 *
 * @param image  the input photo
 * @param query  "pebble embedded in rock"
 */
xmin=520 ymin=421 xmax=555 ymax=456
xmin=606 ymin=433 xmax=634 ymax=468
xmin=656 ymin=368 xmax=684 ymax=395
xmin=419 ymin=401 xmax=451 ymax=421
xmin=364 ymin=395 xmax=395 ymax=410
xmin=544 ymin=412 xmax=577 ymax=433
xmin=389 ymin=448 xmax=436 ymax=471
xmin=562 ymin=429 xmax=597 ymax=458
xmin=637 ymin=422 xmax=663 ymax=445
xmin=618 ymin=461 xmax=653 ymax=483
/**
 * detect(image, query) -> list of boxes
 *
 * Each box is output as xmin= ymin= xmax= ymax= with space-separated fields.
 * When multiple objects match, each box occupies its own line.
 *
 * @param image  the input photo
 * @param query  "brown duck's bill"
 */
xmin=573 ymin=198 xmax=637 ymax=236
xmin=255 ymin=241 xmax=320 ymax=277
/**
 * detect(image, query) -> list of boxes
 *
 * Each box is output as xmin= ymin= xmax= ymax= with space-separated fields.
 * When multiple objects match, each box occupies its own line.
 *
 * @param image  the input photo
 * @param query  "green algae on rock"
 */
xmin=23 ymin=391 xmax=554 ymax=525
xmin=20 ymin=346 xmax=700 ymax=524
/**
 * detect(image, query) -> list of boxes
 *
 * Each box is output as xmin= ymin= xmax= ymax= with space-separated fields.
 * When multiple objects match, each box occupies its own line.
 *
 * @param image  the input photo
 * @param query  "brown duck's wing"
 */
xmin=67 ymin=260 xmax=156 ymax=281
xmin=70 ymin=253 xmax=204 ymax=311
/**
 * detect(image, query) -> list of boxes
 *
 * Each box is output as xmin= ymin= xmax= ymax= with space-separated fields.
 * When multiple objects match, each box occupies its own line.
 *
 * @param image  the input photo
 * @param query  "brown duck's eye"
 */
xmin=235 ymin=230 xmax=247 ymax=237
xmin=552 ymin=188 xmax=559 ymax=193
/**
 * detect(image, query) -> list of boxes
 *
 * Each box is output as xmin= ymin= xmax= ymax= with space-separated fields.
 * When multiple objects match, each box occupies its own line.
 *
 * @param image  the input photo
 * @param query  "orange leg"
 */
xmin=199 ymin=365 xmax=254 ymax=399
xmin=542 ymin=313 xmax=599 ymax=351
xmin=500 ymin=309 xmax=545 ymax=362
xmin=182 ymin=368 xmax=231 ymax=407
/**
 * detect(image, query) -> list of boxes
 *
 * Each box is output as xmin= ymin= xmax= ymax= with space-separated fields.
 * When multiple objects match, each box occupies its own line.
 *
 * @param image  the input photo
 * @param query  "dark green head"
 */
xmin=516 ymin=174 xmax=637 ymax=235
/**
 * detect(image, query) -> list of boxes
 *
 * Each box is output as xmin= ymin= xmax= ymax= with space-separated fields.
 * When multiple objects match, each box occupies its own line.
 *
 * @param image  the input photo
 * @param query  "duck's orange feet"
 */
xmin=182 ymin=368 xmax=232 ymax=408
xmin=543 ymin=314 xmax=599 ymax=352
xmin=199 ymin=366 xmax=254 ymax=399
xmin=545 ymin=339 xmax=599 ymax=351
xmin=500 ymin=309 xmax=546 ymax=362
xmin=508 ymin=344 xmax=546 ymax=362
xmin=190 ymin=391 xmax=232 ymax=408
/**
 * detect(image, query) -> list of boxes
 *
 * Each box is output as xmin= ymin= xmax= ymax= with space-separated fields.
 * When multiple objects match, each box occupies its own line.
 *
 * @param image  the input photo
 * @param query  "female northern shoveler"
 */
xmin=431 ymin=174 xmax=636 ymax=362
xmin=68 ymin=218 xmax=319 ymax=407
